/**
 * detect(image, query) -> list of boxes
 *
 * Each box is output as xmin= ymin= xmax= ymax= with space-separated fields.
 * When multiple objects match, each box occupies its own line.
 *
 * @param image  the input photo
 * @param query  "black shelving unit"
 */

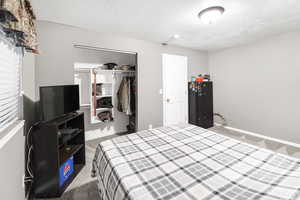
xmin=32 ymin=112 xmax=85 ymax=198
xmin=188 ymin=82 xmax=213 ymax=128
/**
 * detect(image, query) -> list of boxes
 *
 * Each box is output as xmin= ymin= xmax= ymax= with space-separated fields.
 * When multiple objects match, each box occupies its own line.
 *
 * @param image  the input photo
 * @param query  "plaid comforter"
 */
xmin=92 ymin=124 xmax=300 ymax=200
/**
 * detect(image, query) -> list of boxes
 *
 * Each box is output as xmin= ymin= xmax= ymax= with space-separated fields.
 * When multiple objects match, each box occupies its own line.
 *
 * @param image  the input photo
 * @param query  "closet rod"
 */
xmin=73 ymin=44 xmax=137 ymax=55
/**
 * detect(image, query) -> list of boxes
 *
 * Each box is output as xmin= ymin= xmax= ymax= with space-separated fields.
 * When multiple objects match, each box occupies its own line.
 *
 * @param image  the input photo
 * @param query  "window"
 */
xmin=0 ymin=32 xmax=22 ymax=133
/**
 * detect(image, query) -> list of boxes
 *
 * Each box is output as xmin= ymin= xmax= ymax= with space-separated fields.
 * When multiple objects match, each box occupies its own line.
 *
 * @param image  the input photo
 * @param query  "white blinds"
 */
xmin=0 ymin=33 xmax=21 ymax=133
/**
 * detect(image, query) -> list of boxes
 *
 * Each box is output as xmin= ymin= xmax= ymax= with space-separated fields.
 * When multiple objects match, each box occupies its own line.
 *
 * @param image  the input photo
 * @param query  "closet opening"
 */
xmin=73 ymin=45 xmax=138 ymax=140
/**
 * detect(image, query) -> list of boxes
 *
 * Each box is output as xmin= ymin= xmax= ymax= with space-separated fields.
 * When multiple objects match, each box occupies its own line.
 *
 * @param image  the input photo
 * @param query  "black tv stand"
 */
xmin=32 ymin=111 xmax=85 ymax=198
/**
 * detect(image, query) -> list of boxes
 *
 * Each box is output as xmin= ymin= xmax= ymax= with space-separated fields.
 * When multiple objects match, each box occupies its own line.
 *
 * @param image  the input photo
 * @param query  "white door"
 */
xmin=163 ymin=54 xmax=188 ymax=126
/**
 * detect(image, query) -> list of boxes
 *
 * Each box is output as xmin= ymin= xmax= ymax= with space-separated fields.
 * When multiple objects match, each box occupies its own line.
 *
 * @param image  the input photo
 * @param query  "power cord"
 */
xmin=24 ymin=122 xmax=40 ymax=200
xmin=214 ymin=113 xmax=227 ymax=126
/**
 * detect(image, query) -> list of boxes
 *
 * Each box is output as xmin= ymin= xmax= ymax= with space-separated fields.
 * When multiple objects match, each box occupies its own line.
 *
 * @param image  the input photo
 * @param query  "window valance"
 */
xmin=0 ymin=0 xmax=38 ymax=53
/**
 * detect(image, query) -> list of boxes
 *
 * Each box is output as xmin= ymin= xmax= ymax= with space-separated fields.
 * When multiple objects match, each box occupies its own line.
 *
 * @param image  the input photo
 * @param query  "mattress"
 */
xmin=92 ymin=124 xmax=300 ymax=200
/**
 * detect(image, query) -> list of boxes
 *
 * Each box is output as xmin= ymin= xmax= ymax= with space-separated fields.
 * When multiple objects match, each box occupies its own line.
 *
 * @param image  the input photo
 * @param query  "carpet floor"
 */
xmin=51 ymin=181 xmax=99 ymax=200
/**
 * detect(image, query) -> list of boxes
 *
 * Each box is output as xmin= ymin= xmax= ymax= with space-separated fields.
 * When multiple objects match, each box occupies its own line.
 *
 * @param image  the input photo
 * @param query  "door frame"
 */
xmin=73 ymin=45 xmax=139 ymax=132
xmin=162 ymin=53 xmax=188 ymax=126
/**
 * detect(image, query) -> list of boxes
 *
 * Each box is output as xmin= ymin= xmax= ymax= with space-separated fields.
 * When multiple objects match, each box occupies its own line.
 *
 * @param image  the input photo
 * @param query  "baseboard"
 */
xmin=214 ymin=123 xmax=300 ymax=149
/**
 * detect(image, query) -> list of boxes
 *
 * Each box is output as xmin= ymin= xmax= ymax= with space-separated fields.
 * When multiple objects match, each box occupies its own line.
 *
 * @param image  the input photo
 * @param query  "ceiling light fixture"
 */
xmin=173 ymin=34 xmax=180 ymax=39
xmin=198 ymin=6 xmax=225 ymax=24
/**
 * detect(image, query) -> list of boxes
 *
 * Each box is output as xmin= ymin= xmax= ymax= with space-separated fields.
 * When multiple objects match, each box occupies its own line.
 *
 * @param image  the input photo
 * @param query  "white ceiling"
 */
xmin=31 ymin=0 xmax=300 ymax=51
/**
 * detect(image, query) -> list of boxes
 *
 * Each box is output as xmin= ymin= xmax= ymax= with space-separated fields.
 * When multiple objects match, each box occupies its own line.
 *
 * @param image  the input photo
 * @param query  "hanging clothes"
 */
xmin=117 ymin=76 xmax=135 ymax=115
xmin=129 ymin=76 xmax=136 ymax=114
xmin=117 ymin=77 xmax=131 ymax=115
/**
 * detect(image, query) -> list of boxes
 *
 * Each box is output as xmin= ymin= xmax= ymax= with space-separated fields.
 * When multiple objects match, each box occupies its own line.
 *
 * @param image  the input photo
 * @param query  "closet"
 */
xmin=73 ymin=46 xmax=137 ymax=136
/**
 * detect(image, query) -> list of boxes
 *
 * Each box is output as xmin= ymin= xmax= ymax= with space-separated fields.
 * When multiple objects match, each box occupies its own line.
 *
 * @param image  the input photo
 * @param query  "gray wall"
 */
xmin=0 ymin=127 xmax=25 ymax=200
xmin=23 ymin=52 xmax=36 ymax=101
xmin=35 ymin=21 xmax=208 ymax=131
xmin=209 ymin=30 xmax=300 ymax=143
xmin=23 ymin=52 xmax=38 ymax=132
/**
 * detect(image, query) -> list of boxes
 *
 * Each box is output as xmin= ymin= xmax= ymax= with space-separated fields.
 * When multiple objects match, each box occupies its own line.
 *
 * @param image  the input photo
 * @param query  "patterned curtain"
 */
xmin=0 ymin=0 xmax=38 ymax=53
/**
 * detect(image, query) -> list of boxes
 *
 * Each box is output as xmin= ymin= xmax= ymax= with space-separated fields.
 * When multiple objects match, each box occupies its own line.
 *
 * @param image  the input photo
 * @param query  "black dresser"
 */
xmin=188 ymin=81 xmax=213 ymax=128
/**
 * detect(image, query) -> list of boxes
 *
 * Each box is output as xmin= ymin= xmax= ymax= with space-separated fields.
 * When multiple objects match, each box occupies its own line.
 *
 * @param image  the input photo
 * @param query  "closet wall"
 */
xmin=74 ymin=48 xmax=136 ymax=140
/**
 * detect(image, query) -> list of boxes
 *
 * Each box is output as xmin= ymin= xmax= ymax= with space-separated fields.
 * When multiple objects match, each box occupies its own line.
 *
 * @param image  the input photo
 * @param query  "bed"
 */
xmin=92 ymin=124 xmax=300 ymax=200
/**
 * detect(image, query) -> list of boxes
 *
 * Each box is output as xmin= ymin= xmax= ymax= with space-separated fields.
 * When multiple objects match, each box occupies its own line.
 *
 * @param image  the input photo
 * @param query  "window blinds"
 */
xmin=0 ymin=33 xmax=21 ymax=133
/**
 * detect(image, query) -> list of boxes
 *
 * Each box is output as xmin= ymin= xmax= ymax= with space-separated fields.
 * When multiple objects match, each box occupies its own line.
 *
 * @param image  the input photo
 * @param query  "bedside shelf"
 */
xmin=32 ymin=112 xmax=86 ymax=198
xmin=59 ymin=144 xmax=84 ymax=165
xmin=59 ymin=129 xmax=83 ymax=146
xmin=58 ymin=163 xmax=85 ymax=195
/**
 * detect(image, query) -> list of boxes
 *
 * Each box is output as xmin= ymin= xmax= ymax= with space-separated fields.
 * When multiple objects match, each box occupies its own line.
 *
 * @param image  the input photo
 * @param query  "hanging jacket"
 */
xmin=117 ymin=77 xmax=132 ymax=115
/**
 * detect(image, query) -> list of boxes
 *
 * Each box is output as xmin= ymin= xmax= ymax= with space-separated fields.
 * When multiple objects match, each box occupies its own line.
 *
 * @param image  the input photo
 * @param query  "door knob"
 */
xmin=166 ymin=98 xmax=170 ymax=103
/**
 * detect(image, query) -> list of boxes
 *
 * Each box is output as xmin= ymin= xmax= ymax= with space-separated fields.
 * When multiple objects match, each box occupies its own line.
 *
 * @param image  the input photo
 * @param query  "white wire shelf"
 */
xmin=95 ymin=107 xmax=113 ymax=111
xmin=96 ymin=69 xmax=135 ymax=73
xmin=96 ymin=95 xmax=112 ymax=98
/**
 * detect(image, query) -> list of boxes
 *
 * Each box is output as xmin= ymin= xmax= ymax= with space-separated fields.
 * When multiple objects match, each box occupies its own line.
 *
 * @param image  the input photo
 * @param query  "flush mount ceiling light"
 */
xmin=173 ymin=34 xmax=180 ymax=39
xmin=198 ymin=6 xmax=225 ymax=24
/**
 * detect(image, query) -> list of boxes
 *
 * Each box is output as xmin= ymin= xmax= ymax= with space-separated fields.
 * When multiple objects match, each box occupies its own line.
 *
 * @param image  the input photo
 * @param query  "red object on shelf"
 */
xmin=196 ymin=77 xmax=204 ymax=82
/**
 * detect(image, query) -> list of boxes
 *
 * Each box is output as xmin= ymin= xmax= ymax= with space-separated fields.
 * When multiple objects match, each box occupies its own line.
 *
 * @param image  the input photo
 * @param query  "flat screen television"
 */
xmin=40 ymin=85 xmax=80 ymax=121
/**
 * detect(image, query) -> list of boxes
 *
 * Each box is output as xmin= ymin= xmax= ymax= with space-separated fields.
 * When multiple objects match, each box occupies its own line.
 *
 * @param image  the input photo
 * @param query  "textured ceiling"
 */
xmin=31 ymin=0 xmax=300 ymax=51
